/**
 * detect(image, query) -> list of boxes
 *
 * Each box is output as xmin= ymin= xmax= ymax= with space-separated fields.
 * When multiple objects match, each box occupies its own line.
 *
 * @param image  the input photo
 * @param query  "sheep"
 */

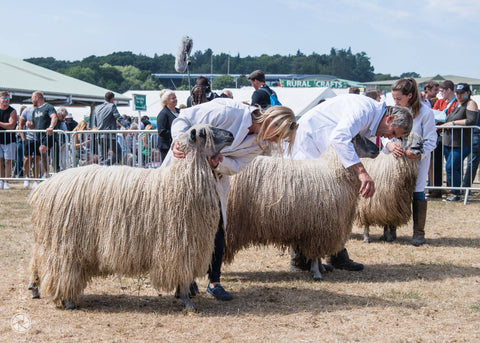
xmin=28 ymin=124 xmax=234 ymax=311
xmin=356 ymin=133 xmax=424 ymax=243
xmin=224 ymin=135 xmax=380 ymax=281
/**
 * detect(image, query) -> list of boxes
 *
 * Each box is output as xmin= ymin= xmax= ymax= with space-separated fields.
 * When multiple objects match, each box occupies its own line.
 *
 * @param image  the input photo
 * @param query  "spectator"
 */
xmin=365 ymin=89 xmax=381 ymax=102
xmin=440 ymin=83 xmax=479 ymax=201
xmin=349 ymin=87 xmax=360 ymax=94
xmin=157 ymin=89 xmax=179 ymax=163
xmin=290 ymin=94 xmax=413 ymax=267
xmin=73 ymin=120 xmax=97 ymax=165
xmin=423 ymin=81 xmax=439 ymax=108
xmin=0 ymin=91 xmax=18 ymax=190
xmin=140 ymin=124 xmax=160 ymax=165
xmin=428 ymin=80 xmax=457 ymax=199
xmin=186 ymin=76 xmax=218 ymax=107
xmin=13 ymin=106 xmax=26 ymax=178
xmin=53 ymin=107 xmax=68 ymax=171
xmin=18 ymin=105 xmax=40 ymax=189
xmin=93 ymin=92 xmax=130 ymax=165
xmin=462 ymin=110 xmax=480 ymax=189
xmin=220 ymin=89 xmax=233 ymax=99
xmin=65 ymin=112 xmax=78 ymax=131
xmin=389 ymin=78 xmax=437 ymax=245
xmin=247 ymin=70 xmax=279 ymax=110
xmin=31 ymin=91 xmax=57 ymax=178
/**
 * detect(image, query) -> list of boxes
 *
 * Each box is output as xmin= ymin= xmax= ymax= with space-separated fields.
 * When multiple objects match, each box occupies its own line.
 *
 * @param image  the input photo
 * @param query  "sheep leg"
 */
xmin=61 ymin=299 xmax=78 ymax=310
xmin=363 ymin=226 xmax=371 ymax=243
xmin=28 ymin=277 xmax=40 ymax=299
xmin=310 ymin=258 xmax=323 ymax=281
xmin=179 ymin=288 xmax=197 ymax=312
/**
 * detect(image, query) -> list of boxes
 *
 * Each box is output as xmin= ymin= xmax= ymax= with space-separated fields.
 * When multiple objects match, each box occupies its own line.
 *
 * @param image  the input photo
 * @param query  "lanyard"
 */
xmin=443 ymin=96 xmax=456 ymax=114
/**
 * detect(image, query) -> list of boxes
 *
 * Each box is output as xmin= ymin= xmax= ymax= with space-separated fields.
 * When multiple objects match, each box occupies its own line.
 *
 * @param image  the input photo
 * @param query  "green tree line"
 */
xmin=25 ymin=48 xmax=417 ymax=93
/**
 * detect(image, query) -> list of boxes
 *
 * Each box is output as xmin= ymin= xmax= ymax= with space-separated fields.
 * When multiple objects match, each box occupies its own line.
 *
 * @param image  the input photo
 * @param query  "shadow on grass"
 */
xmin=75 ymin=285 xmax=423 ymax=316
xmin=350 ymin=232 xmax=480 ymax=248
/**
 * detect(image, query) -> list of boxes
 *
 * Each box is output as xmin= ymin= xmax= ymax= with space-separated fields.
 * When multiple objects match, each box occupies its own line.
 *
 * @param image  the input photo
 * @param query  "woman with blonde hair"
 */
xmin=73 ymin=120 xmax=98 ymax=165
xmin=163 ymin=98 xmax=297 ymax=301
xmin=389 ymin=78 xmax=437 ymax=245
xmin=156 ymin=89 xmax=179 ymax=163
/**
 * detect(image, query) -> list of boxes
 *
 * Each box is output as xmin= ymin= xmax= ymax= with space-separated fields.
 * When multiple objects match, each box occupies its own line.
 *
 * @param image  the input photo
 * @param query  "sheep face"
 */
xmin=183 ymin=124 xmax=234 ymax=157
xmin=402 ymin=132 xmax=424 ymax=156
xmin=352 ymin=134 xmax=380 ymax=159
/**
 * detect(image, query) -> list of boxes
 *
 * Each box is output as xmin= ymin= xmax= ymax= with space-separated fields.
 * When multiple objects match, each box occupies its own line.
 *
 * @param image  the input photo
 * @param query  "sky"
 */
xmin=5 ymin=0 xmax=480 ymax=79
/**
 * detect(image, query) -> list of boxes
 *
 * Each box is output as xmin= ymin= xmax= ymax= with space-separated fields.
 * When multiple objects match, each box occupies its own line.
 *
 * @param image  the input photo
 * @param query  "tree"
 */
xmin=400 ymin=72 xmax=421 ymax=78
xmin=212 ymin=75 xmax=235 ymax=89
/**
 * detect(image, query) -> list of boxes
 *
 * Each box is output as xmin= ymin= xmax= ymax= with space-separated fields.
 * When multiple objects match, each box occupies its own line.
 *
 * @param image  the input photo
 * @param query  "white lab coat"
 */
xmin=382 ymin=103 xmax=437 ymax=192
xmin=290 ymin=95 xmax=386 ymax=167
xmin=162 ymin=98 xmax=263 ymax=230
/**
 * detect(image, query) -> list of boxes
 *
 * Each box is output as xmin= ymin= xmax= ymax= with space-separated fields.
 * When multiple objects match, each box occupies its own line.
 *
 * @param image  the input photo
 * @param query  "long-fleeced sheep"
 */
xmin=355 ymin=133 xmax=424 ymax=243
xmin=224 ymin=135 xmax=379 ymax=280
xmin=28 ymin=124 xmax=234 ymax=311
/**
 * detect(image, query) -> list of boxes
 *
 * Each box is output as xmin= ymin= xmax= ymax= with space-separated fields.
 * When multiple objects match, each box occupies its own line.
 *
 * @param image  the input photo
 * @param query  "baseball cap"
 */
xmin=455 ymin=83 xmax=470 ymax=93
xmin=65 ymin=113 xmax=73 ymax=119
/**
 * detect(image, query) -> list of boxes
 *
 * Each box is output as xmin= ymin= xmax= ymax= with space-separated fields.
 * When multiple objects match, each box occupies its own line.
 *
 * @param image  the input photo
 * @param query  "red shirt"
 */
xmin=433 ymin=98 xmax=457 ymax=115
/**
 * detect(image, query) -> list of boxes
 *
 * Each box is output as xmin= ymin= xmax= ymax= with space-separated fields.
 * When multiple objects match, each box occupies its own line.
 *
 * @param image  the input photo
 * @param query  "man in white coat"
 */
xmin=290 ymin=94 xmax=413 ymax=271
xmin=163 ymin=98 xmax=298 ymax=301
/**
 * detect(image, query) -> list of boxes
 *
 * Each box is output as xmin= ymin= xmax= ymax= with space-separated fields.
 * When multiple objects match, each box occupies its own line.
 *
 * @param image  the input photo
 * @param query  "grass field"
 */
xmin=1 ymin=183 xmax=479 ymax=342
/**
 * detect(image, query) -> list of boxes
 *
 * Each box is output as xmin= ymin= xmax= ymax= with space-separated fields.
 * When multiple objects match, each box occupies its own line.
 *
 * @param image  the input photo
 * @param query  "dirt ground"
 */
xmin=1 ymin=183 xmax=479 ymax=342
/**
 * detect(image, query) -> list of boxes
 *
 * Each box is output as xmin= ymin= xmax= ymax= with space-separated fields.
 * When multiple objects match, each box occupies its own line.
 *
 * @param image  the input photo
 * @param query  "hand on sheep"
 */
xmin=386 ymin=142 xmax=404 ymax=158
xmin=405 ymin=149 xmax=421 ymax=159
xmin=350 ymin=163 xmax=375 ymax=198
xmin=172 ymin=141 xmax=186 ymax=159
xmin=208 ymin=153 xmax=224 ymax=169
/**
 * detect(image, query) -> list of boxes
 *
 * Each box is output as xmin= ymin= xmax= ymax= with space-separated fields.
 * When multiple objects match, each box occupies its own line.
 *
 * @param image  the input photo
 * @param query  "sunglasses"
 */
xmin=1 ymin=97 xmax=10 ymax=100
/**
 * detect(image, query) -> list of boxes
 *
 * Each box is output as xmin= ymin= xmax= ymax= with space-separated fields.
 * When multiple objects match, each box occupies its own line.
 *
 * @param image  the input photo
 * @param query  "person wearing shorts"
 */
xmin=0 ymin=91 xmax=18 ymax=190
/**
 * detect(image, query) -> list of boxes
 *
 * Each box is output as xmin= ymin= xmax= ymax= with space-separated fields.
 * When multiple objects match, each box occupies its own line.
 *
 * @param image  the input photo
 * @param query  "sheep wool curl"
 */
xmin=225 ymin=148 xmax=360 ymax=263
xmin=354 ymin=140 xmax=420 ymax=233
xmin=29 ymin=125 xmax=222 ymax=308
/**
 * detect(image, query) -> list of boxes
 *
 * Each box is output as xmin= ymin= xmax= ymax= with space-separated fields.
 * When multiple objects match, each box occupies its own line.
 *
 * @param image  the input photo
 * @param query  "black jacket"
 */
xmin=156 ymin=106 xmax=179 ymax=150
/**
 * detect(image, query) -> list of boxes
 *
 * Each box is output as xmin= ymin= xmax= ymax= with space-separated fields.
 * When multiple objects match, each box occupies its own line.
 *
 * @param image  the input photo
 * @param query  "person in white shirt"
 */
xmin=290 ymin=94 xmax=413 ymax=270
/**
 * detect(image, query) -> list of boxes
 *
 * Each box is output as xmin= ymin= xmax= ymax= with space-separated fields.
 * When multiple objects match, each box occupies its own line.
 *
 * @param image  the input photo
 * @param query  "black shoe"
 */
xmin=206 ymin=284 xmax=233 ymax=301
xmin=174 ymin=281 xmax=199 ymax=298
xmin=328 ymin=248 xmax=364 ymax=271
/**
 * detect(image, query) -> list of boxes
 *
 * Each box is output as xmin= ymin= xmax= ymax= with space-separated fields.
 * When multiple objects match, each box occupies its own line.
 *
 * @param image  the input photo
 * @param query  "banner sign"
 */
xmin=133 ymin=94 xmax=147 ymax=111
xmin=280 ymin=79 xmax=348 ymax=88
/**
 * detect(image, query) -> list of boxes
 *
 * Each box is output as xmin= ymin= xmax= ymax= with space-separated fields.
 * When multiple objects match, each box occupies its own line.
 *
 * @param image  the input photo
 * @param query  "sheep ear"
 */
xmin=189 ymin=129 xmax=196 ymax=142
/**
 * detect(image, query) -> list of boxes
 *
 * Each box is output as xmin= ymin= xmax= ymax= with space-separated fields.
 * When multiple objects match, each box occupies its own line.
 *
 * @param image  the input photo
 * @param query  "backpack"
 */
xmin=259 ymin=87 xmax=282 ymax=106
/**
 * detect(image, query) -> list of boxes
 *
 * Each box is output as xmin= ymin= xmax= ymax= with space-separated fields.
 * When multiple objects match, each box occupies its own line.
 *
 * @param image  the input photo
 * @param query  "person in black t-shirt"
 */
xmin=31 ymin=91 xmax=57 ymax=177
xmin=247 ymin=70 xmax=278 ymax=110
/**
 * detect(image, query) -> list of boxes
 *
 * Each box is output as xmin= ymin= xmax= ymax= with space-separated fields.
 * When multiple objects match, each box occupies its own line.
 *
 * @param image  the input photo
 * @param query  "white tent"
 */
xmin=117 ymin=87 xmax=337 ymax=119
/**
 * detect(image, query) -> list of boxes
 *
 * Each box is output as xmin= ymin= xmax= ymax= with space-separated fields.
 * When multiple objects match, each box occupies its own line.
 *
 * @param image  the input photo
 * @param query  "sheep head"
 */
xmin=352 ymin=134 xmax=380 ymax=159
xmin=179 ymin=124 xmax=234 ymax=158
xmin=402 ymin=132 xmax=424 ymax=156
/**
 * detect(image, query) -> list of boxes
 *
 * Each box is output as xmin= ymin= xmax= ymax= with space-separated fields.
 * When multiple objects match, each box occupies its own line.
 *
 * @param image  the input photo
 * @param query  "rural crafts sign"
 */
xmin=133 ymin=94 xmax=147 ymax=111
xmin=280 ymin=79 xmax=348 ymax=88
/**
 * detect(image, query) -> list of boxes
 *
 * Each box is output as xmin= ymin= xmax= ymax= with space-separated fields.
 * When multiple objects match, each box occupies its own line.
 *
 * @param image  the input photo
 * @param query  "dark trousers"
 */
xmin=444 ymin=145 xmax=471 ymax=195
xmin=431 ymin=135 xmax=444 ymax=187
xmin=160 ymin=148 xmax=169 ymax=165
xmin=207 ymin=215 xmax=225 ymax=284
xmin=463 ymin=135 xmax=480 ymax=187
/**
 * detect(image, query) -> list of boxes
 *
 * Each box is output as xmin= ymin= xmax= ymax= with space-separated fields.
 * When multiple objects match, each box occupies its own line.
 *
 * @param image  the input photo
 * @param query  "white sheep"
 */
xmin=28 ymin=124 xmax=234 ymax=311
xmin=356 ymin=132 xmax=424 ymax=243
xmin=225 ymin=135 xmax=379 ymax=280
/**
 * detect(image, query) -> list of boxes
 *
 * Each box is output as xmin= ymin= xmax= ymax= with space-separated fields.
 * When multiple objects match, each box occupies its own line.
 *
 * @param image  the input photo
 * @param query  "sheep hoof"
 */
xmin=363 ymin=237 xmax=371 ymax=243
xmin=181 ymin=298 xmax=197 ymax=312
xmin=62 ymin=300 xmax=78 ymax=310
xmin=31 ymin=288 xmax=40 ymax=299
xmin=313 ymin=274 xmax=323 ymax=281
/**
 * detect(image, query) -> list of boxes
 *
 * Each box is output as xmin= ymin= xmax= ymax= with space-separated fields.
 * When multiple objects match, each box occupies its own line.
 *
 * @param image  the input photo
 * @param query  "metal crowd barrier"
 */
xmin=426 ymin=125 xmax=480 ymax=204
xmin=0 ymin=129 xmax=162 ymax=185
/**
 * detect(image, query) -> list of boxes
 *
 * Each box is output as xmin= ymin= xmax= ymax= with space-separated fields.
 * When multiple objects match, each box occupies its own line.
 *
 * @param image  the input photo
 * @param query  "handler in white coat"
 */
xmin=290 ymin=94 xmax=414 ymax=271
xmin=163 ymin=98 xmax=298 ymax=301
xmin=388 ymin=78 xmax=437 ymax=246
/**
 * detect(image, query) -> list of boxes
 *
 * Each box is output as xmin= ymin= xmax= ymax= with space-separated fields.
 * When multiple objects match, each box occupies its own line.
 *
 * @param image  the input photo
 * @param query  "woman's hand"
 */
xmin=405 ymin=149 xmax=421 ymax=160
xmin=207 ymin=153 xmax=223 ymax=169
xmin=172 ymin=141 xmax=185 ymax=159
xmin=386 ymin=142 xmax=404 ymax=158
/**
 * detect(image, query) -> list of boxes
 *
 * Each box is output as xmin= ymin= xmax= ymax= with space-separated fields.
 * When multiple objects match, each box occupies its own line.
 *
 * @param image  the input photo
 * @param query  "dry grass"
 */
xmin=1 ymin=182 xmax=479 ymax=342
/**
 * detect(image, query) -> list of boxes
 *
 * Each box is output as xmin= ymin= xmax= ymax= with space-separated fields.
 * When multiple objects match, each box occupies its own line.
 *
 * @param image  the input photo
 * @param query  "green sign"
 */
xmin=280 ymin=79 xmax=348 ymax=88
xmin=133 ymin=94 xmax=147 ymax=111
